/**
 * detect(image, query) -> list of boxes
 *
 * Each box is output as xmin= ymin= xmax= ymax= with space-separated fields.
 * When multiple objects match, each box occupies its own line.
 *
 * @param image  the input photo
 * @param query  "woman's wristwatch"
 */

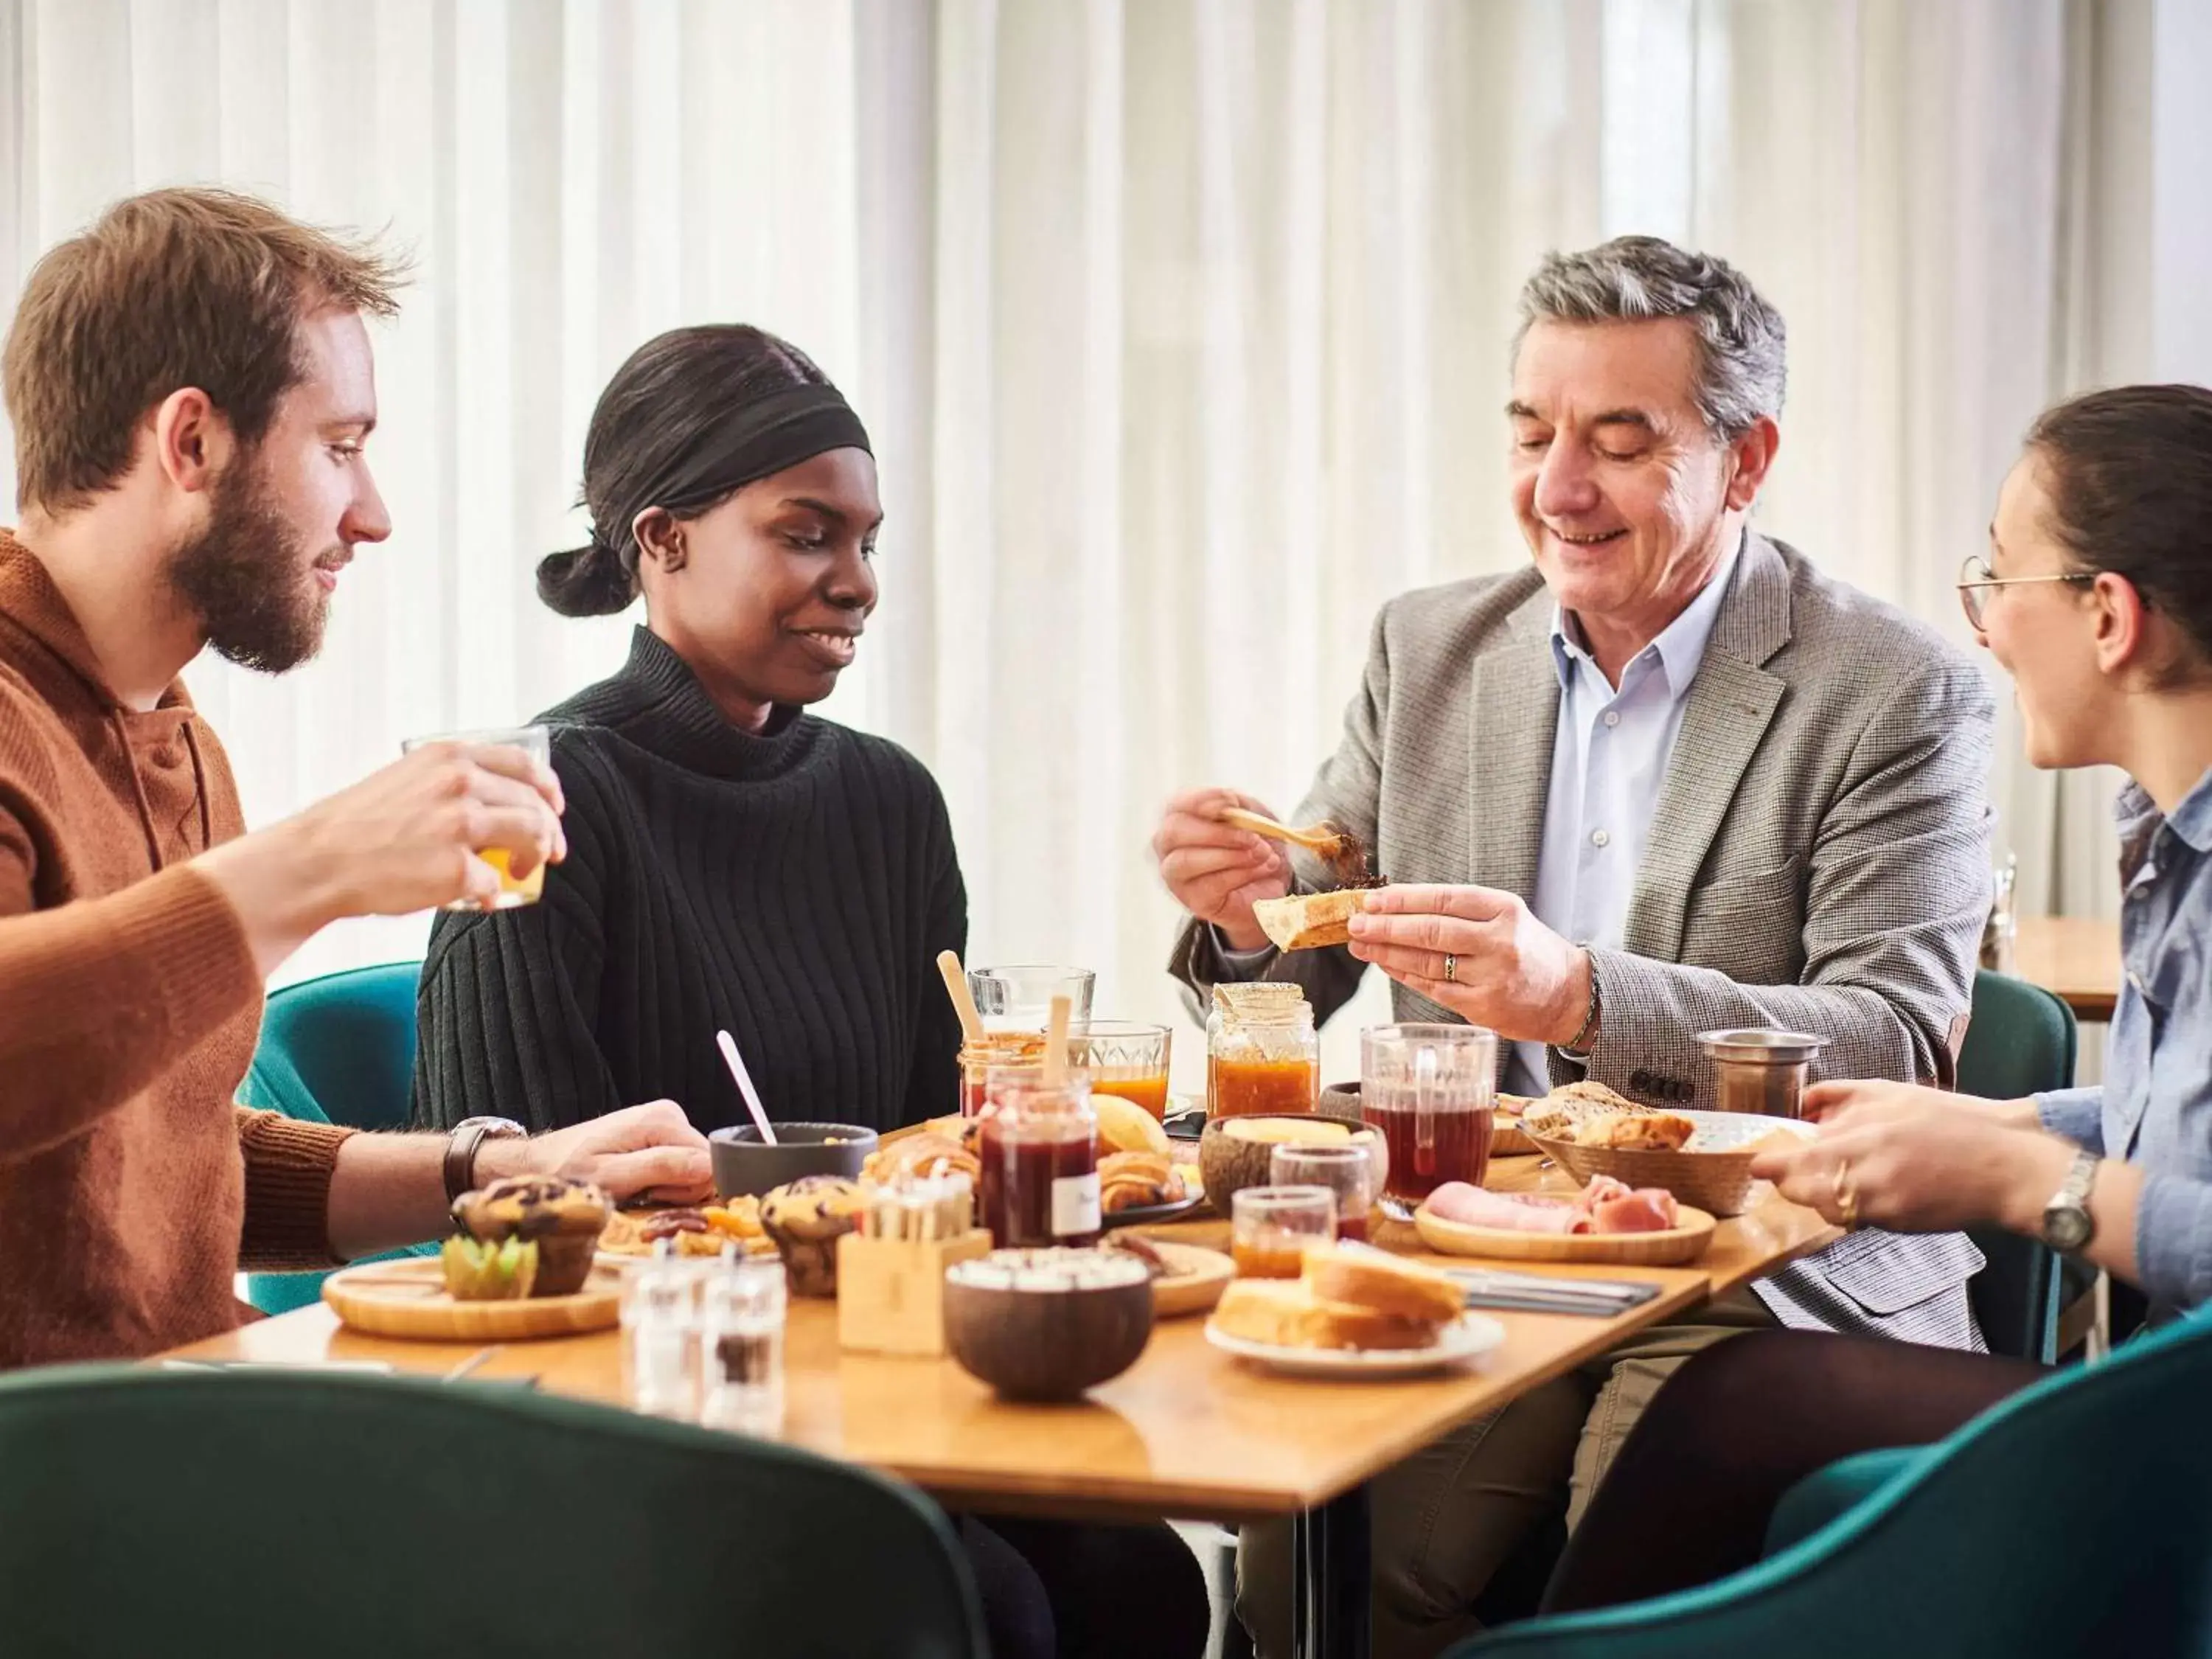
xmin=444 ymin=1116 xmax=527 ymax=1203
xmin=2038 ymin=1148 xmax=2101 ymax=1253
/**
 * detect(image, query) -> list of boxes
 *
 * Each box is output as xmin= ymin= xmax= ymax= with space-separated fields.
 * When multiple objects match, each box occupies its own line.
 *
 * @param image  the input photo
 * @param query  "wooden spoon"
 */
xmin=1217 ymin=807 xmax=1353 ymax=858
xmin=936 ymin=949 xmax=986 ymax=1043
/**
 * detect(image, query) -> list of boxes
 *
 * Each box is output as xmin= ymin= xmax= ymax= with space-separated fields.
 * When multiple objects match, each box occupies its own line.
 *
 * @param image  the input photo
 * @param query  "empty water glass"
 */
xmin=700 ymin=1254 xmax=789 ymax=1434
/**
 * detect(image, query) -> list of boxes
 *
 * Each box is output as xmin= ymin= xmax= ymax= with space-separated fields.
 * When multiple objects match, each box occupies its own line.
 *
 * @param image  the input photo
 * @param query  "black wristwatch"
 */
xmin=2039 ymin=1148 xmax=2100 ymax=1253
xmin=444 ymin=1116 xmax=527 ymax=1202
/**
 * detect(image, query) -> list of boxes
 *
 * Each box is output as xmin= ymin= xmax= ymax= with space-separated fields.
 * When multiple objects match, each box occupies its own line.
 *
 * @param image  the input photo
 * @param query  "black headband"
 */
xmin=571 ymin=383 xmax=872 ymax=576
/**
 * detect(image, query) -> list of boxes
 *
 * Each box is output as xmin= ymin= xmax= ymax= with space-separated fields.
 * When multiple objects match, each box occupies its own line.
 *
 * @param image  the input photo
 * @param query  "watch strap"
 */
xmin=444 ymin=1121 xmax=491 ymax=1203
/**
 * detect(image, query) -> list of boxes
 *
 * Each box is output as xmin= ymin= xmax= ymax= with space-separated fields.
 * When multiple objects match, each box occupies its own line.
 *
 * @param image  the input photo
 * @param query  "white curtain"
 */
xmin=1 ymin=0 xmax=2198 ymax=1094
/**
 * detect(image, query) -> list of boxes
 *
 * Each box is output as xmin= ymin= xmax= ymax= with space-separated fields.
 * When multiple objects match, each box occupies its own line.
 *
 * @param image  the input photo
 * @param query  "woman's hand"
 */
xmin=1751 ymin=1083 xmax=2074 ymax=1234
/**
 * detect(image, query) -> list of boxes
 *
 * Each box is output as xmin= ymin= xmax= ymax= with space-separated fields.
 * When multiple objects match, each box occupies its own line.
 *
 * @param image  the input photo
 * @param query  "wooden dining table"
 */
xmin=2011 ymin=915 xmax=2122 ymax=1023
xmin=163 ymin=1149 xmax=1837 ymax=1659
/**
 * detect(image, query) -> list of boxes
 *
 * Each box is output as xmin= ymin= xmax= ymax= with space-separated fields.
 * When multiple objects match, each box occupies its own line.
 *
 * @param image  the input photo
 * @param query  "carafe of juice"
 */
xmin=975 ymin=1074 xmax=1101 ymax=1248
xmin=1207 ymin=982 xmax=1319 ymax=1119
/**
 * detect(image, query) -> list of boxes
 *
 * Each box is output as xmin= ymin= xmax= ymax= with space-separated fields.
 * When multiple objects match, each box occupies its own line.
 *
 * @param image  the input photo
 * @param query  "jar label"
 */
xmin=1052 ymin=1170 xmax=1102 ymax=1237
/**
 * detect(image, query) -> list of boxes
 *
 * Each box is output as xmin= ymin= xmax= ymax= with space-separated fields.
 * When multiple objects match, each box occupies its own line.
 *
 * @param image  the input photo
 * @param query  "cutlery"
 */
xmin=442 ymin=1344 xmax=505 ymax=1382
xmin=716 ymin=1028 xmax=778 ymax=1146
xmin=1217 ymin=807 xmax=1357 ymax=858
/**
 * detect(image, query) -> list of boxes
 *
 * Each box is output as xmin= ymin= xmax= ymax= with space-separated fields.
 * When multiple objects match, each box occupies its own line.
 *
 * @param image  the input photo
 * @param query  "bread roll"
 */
xmin=1251 ymin=888 xmax=1377 ymax=951
xmin=1302 ymin=1243 xmax=1465 ymax=1324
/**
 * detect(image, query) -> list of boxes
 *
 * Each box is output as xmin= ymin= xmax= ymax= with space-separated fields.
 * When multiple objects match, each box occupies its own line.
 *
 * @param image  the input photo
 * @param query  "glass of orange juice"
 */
xmin=401 ymin=724 xmax=554 ymax=911
xmin=1073 ymin=1021 xmax=1172 ymax=1120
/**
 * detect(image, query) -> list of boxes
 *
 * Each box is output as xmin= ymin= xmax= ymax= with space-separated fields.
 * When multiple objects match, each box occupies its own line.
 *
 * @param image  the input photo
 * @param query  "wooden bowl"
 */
xmin=942 ymin=1250 xmax=1155 ymax=1402
xmin=1413 ymin=1202 xmax=1717 ymax=1265
xmin=1197 ymin=1115 xmax=1384 ymax=1215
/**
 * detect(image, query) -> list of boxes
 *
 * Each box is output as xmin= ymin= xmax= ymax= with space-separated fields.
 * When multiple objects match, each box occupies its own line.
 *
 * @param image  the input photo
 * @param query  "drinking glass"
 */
xmin=699 ymin=1255 xmax=788 ymax=1434
xmin=400 ymin=724 xmax=554 ymax=911
xmin=1982 ymin=852 xmax=2019 ymax=973
xmin=1073 ymin=1020 xmax=1172 ymax=1121
xmin=1360 ymin=1023 xmax=1498 ymax=1203
xmin=967 ymin=966 xmax=1096 ymax=1034
xmin=1270 ymin=1143 xmax=1384 ymax=1243
xmin=1231 ymin=1186 xmax=1336 ymax=1279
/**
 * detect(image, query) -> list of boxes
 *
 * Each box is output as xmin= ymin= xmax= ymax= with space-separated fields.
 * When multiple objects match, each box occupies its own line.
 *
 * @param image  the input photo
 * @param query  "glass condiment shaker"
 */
xmin=1207 ymin=982 xmax=1319 ymax=1119
xmin=699 ymin=1252 xmax=788 ymax=1435
xmin=621 ymin=1242 xmax=704 ymax=1420
xmin=976 ymin=1068 xmax=1100 ymax=1248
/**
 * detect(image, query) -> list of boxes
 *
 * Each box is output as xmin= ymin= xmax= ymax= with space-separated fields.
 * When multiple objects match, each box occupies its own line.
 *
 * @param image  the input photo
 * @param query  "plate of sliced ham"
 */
xmin=1411 ymin=1175 xmax=1717 ymax=1265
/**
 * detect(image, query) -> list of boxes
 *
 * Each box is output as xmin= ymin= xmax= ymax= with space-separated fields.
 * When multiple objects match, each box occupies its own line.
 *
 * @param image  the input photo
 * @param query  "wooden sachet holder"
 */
xmin=837 ymin=1228 xmax=994 ymax=1357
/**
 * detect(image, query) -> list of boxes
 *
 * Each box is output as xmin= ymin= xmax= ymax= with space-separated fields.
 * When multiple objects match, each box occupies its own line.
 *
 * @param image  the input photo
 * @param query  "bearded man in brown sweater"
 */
xmin=0 ymin=188 xmax=714 ymax=1369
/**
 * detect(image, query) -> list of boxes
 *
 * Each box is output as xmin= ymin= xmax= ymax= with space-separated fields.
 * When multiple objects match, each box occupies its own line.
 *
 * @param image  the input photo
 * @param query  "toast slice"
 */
xmin=1211 ymin=1279 xmax=1440 ymax=1351
xmin=1301 ymin=1243 xmax=1465 ymax=1325
xmin=1251 ymin=888 xmax=1377 ymax=952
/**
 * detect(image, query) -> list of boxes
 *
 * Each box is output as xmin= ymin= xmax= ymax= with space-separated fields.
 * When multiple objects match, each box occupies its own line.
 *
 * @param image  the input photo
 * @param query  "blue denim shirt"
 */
xmin=2035 ymin=766 xmax=2212 ymax=1318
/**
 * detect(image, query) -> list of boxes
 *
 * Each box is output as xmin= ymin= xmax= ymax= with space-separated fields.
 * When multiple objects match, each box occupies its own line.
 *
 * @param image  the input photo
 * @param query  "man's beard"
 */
xmin=165 ymin=461 xmax=335 ymax=675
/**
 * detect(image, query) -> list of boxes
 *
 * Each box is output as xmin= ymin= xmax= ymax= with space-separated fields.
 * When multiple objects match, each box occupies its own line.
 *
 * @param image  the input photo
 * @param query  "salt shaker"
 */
xmin=700 ymin=1252 xmax=789 ymax=1434
xmin=622 ymin=1242 xmax=703 ymax=1420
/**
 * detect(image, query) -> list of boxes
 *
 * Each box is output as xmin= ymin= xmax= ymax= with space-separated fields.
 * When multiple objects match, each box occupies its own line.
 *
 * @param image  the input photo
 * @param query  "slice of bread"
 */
xmin=1212 ymin=1279 xmax=1440 ymax=1351
xmin=1302 ymin=1243 xmax=1466 ymax=1325
xmin=1251 ymin=888 xmax=1377 ymax=952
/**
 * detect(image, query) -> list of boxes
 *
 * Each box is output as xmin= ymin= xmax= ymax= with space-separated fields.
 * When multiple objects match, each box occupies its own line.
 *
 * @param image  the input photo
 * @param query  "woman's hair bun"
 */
xmin=535 ymin=536 xmax=636 ymax=617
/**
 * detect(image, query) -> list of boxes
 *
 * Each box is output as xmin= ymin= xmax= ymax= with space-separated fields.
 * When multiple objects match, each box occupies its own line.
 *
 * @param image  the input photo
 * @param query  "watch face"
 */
xmin=2044 ymin=1204 xmax=2093 ymax=1253
xmin=456 ymin=1116 xmax=526 ymax=1138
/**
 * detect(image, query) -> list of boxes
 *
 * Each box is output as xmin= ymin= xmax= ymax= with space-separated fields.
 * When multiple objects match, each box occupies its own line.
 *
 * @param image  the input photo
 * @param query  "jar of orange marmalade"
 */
xmin=1206 ymin=983 xmax=1319 ymax=1119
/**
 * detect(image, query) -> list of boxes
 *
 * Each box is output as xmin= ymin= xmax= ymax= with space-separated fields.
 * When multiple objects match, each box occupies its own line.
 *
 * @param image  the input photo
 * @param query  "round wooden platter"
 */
xmin=321 ymin=1257 xmax=623 ymax=1341
xmin=1411 ymin=1203 xmax=1717 ymax=1266
xmin=1146 ymin=1241 xmax=1235 ymax=1318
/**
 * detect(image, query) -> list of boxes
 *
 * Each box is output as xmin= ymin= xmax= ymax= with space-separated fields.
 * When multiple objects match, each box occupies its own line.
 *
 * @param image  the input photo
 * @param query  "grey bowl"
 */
xmin=710 ymin=1122 xmax=877 ymax=1198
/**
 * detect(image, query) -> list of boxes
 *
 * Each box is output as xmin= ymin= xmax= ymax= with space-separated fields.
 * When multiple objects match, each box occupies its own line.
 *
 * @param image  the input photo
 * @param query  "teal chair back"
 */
xmin=1956 ymin=969 xmax=2077 ymax=1363
xmin=1452 ymin=1311 xmax=2212 ymax=1658
xmin=0 ymin=1366 xmax=986 ymax=1658
xmin=240 ymin=961 xmax=430 ymax=1314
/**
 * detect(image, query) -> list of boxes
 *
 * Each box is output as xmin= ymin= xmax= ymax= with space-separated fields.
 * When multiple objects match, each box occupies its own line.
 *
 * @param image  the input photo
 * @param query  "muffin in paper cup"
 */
xmin=759 ymin=1175 xmax=867 ymax=1297
xmin=450 ymin=1175 xmax=610 ymax=1297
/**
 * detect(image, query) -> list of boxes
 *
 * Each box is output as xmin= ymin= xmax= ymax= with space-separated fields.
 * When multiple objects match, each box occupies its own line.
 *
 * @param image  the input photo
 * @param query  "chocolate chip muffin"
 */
xmin=759 ymin=1175 xmax=866 ymax=1297
xmin=450 ymin=1175 xmax=611 ymax=1296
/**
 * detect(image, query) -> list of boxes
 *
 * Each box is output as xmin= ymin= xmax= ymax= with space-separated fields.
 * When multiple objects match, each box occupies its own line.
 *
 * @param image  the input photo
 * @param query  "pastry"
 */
xmin=1102 ymin=1232 xmax=1171 ymax=1278
xmin=759 ymin=1175 xmax=867 ymax=1297
xmin=1574 ymin=1112 xmax=1695 ymax=1152
xmin=1093 ymin=1094 xmax=1171 ymax=1157
xmin=1099 ymin=1150 xmax=1186 ymax=1214
xmin=450 ymin=1175 xmax=610 ymax=1296
xmin=861 ymin=1130 xmax=980 ymax=1189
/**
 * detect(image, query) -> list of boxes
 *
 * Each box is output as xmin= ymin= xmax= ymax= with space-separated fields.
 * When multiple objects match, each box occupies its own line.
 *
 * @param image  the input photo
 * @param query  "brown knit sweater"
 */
xmin=0 ymin=531 xmax=353 ymax=1367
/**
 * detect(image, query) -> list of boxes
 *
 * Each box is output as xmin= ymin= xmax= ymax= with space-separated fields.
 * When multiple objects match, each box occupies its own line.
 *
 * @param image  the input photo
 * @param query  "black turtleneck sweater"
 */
xmin=411 ymin=628 xmax=968 ymax=1138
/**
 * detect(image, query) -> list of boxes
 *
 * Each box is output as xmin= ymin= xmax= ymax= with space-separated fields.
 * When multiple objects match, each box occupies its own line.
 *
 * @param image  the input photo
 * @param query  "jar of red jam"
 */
xmin=976 ymin=1072 xmax=1100 ymax=1248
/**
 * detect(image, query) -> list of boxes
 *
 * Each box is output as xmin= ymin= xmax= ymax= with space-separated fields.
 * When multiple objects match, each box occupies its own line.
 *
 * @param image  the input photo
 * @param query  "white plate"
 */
xmin=1203 ymin=1312 xmax=1506 ymax=1379
xmin=1672 ymin=1110 xmax=1815 ymax=1152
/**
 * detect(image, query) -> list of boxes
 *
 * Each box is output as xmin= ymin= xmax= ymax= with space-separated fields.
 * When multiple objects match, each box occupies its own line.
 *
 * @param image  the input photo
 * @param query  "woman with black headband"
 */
xmin=411 ymin=324 xmax=964 ymax=1140
xmin=413 ymin=330 xmax=1214 ymax=1659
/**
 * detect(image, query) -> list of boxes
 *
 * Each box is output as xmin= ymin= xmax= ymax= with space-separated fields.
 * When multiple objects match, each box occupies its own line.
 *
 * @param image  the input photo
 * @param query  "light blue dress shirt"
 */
xmin=1503 ymin=543 xmax=1741 ymax=1095
xmin=2034 ymin=765 xmax=2212 ymax=1321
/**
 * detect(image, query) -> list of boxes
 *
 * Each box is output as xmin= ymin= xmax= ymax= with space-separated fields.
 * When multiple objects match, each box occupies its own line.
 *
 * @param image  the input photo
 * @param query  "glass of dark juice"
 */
xmin=1360 ymin=1023 xmax=1498 ymax=1205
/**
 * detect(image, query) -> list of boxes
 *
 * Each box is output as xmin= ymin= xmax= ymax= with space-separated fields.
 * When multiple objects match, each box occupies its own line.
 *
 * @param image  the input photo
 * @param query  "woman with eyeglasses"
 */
xmin=1536 ymin=382 xmax=2212 ymax=1613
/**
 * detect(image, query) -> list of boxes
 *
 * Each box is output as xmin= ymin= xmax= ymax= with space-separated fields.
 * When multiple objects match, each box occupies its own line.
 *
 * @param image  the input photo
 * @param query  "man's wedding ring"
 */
xmin=1442 ymin=953 xmax=1458 ymax=984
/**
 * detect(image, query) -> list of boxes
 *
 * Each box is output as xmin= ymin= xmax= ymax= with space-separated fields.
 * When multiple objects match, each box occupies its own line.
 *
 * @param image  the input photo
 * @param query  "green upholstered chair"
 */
xmin=1956 ymin=968 xmax=2077 ymax=1363
xmin=240 ymin=961 xmax=433 ymax=1314
xmin=0 ymin=1366 xmax=986 ymax=1658
xmin=1450 ymin=1310 xmax=2212 ymax=1659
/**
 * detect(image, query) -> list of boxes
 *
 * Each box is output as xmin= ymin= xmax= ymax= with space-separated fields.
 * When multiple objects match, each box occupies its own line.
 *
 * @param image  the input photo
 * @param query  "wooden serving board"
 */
xmin=1147 ymin=1241 xmax=1234 ymax=1318
xmin=321 ymin=1259 xmax=622 ymax=1341
xmin=1412 ymin=1203 xmax=1717 ymax=1266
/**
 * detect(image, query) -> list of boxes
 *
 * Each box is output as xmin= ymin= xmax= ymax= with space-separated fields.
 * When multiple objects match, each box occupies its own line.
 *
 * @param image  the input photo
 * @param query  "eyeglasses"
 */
xmin=1955 ymin=555 xmax=2094 ymax=630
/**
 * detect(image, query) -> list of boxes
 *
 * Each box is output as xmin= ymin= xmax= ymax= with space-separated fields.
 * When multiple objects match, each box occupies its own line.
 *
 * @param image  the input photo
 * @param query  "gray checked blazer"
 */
xmin=1172 ymin=532 xmax=1997 ymax=1346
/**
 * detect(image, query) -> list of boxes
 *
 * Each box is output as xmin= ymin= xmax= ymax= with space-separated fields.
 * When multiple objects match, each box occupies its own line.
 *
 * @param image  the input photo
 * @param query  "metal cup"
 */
xmin=1696 ymin=1029 xmax=1827 ymax=1119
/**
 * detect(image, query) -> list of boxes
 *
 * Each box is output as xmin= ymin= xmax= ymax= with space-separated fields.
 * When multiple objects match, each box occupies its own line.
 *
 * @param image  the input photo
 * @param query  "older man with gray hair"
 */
xmin=1152 ymin=234 xmax=1994 ymax=1656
